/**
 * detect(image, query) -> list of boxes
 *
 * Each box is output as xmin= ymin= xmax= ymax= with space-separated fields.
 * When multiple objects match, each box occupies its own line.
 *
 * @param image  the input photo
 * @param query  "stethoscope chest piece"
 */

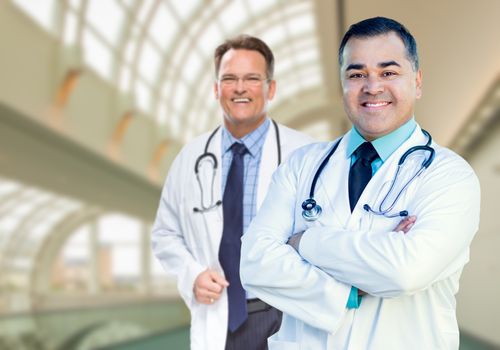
xmin=301 ymin=198 xmax=322 ymax=221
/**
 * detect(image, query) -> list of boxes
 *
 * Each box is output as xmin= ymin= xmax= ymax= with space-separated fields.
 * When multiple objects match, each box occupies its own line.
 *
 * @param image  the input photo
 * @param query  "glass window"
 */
xmin=218 ymin=1 xmax=247 ymax=34
xmin=182 ymin=53 xmax=203 ymax=85
xmin=12 ymin=0 xmax=56 ymax=33
xmin=119 ymin=66 xmax=132 ymax=92
xmin=138 ymin=40 xmax=161 ymax=85
xmin=135 ymin=79 xmax=152 ymax=112
xmin=198 ymin=22 xmax=224 ymax=57
xmin=63 ymin=11 xmax=79 ymax=46
xmin=149 ymin=3 xmax=177 ymax=51
xmin=86 ymin=0 xmax=124 ymax=45
xmin=169 ymin=0 xmax=198 ymax=22
xmin=136 ymin=0 xmax=155 ymax=24
xmin=82 ymin=29 xmax=113 ymax=80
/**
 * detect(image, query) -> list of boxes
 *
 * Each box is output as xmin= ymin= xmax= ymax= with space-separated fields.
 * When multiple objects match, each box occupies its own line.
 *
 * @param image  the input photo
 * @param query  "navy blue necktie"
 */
xmin=219 ymin=142 xmax=248 ymax=332
xmin=348 ymin=142 xmax=379 ymax=212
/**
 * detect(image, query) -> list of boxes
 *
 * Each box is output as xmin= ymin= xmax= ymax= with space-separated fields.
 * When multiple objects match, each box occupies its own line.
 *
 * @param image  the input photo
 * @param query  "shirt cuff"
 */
xmin=346 ymin=287 xmax=362 ymax=309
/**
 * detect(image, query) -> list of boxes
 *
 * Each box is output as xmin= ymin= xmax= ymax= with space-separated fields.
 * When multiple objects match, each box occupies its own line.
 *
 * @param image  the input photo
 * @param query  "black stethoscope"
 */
xmin=301 ymin=129 xmax=435 ymax=221
xmin=193 ymin=120 xmax=282 ymax=213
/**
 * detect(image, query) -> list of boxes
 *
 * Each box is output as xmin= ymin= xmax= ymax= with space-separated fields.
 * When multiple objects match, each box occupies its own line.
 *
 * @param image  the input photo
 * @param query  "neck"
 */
xmin=224 ymin=116 xmax=267 ymax=139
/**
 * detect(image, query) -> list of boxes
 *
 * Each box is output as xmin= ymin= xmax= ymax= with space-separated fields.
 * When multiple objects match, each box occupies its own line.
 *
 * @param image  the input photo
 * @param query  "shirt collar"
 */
xmin=221 ymin=118 xmax=270 ymax=157
xmin=346 ymin=117 xmax=417 ymax=162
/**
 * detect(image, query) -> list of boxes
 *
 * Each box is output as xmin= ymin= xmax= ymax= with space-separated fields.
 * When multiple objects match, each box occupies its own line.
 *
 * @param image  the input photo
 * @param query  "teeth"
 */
xmin=232 ymin=98 xmax=250 ymax=103
xmin=364 ymin=102 xmax=389 ymax=107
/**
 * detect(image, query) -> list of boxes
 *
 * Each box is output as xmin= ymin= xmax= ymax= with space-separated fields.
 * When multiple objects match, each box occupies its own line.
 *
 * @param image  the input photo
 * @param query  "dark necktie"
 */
xmin=219 ymin=142 xmax=248 ymax=332
xmin=348 ymin=142 xmax=379 ymax=212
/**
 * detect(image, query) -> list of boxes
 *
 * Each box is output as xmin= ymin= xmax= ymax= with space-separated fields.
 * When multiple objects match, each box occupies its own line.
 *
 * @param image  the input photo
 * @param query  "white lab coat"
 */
xmin=240 ymin=125 xmax=480 ymax=350
xmin=151 ymin=121 xmax=313 ymax=350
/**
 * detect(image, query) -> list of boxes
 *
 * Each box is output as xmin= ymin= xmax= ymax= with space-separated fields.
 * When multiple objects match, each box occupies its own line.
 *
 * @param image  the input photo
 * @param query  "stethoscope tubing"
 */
xmin=193 ymin=120 xmax=282 ymax=213
xmin=302 ymin=129 xmax=434 ymax=220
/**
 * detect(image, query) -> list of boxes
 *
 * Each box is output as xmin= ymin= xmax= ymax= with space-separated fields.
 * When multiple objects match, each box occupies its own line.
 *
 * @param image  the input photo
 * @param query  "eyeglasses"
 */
xmin=219 ymin=75 xmax=270 ymax=88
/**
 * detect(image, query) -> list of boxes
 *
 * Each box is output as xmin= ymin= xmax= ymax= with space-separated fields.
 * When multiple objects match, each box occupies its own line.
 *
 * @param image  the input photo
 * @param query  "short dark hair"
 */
xmin=338 ymin=17 xmax=419 ymax=71
xmin=214 ymin=34 xmax=275 ymax=78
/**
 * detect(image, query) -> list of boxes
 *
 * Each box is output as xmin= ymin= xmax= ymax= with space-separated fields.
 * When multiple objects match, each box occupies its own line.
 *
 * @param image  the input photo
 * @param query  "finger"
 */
xmin=402 ymin=222 xmax=414 ymax=233
xmin=196 ymin=283 xmax=223 ymax=297
xmin=210 ymin=271 xmax=230 ymax=288
xmin=393 ymin=216 xmax=416 ymax=232
xmin=196 ymin=272 xmax=224 ymax=292
xmin=198 ymin=288 xmax=222 ymax=300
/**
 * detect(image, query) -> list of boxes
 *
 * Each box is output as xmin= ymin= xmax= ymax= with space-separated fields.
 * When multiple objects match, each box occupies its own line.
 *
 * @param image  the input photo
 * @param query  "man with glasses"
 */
xmin=152 ymin=35 xmax=313 ymax=350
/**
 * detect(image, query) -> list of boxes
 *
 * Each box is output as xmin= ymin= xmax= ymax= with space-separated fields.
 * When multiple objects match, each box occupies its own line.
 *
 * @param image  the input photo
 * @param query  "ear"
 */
xmin=214 ymin=80 xmax=219 ymax=99
xmin=267 ymin=79 xmax=276 ymax=100
xmin=415 ymin=69 xmax=423 ymax=99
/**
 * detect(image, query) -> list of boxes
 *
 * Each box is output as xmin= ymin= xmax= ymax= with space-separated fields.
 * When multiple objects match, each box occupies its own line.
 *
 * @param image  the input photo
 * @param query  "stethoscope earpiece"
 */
xmin=364 ymin=204 xmax=409 ymax=218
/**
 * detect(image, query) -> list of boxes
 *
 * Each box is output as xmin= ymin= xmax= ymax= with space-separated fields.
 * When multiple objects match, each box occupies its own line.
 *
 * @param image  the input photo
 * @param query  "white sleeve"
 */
xmin=151 ymin=152 xmax=205 ymax=309
xmin=299 ymin=156 xmax=480 ymax=298
xmin=240 ymin=156 xmax=351 ymax=333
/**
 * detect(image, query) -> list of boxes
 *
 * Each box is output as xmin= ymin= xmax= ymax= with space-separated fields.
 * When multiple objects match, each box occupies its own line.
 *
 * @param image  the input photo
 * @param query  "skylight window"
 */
xmin=135 ymin=80 xmax=152 ymax=113
xmin=169 ymin=0 xmax=199 ymax=22
xmin=12 ymin=0 xmax=55 ymax=33
xmin=182 ymin=54 xmax=203 ymax=85
xmin=198 ymin=22 xmax=224 ymax=57
xmin=82 ymin=29 xmax=113 ymax=80
xmin=218 ymin=1 xmax=247 ymax=34
xmin=136 ymin=0 xmax=155 ymax=25
xmin=138 ymin=41 xmax=161 ymax=85
xmin=149 ymin=3 xmax=178 ymax=51
xmin=287 ymin=14 xmax=315 ymax=36
xmin=63 ymin=11 xmax=79 ymax=46
xmin=86 ymin=0 xmax=124 ymax=45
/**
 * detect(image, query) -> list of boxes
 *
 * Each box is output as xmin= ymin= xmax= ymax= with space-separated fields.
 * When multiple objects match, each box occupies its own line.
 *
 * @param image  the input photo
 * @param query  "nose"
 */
xmin=234 ymin=78 xmax=246 ymax=93
xmin=362 ymin=75 xmax=384 ymax=95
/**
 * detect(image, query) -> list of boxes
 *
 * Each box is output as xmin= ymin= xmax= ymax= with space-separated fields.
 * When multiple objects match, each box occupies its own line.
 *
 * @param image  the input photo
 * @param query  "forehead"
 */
xmin=219 ymin=49 xmax=267 ymax=74
xmin=341 ymin=32 xmax=409 ymax=68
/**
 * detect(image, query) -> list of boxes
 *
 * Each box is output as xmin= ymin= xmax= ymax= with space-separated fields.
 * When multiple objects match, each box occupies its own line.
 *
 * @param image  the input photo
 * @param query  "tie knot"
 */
xmin=230 ymin=142 xmax=248 ymax=156
xmin=354 ymin=142 xmax=378 ymax=163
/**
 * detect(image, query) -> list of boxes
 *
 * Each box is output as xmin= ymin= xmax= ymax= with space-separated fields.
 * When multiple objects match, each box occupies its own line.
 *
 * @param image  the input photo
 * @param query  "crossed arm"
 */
xmin=241 ymin=153 xmax=479 ymax=330
xmin=283 ymin=161 xmax=479 ymax=298
xmin=287 ymin=216 xmax=417 ymax=296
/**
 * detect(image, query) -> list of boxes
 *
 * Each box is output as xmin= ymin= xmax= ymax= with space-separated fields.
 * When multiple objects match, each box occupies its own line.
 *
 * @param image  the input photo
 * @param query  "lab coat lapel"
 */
xmin=199 ymin=128 xmax=224 ymax=267
xmin=314 ymin=136 xmax=352 ymax=228
xmin=256 ymin=121 xmax=279 ymax=210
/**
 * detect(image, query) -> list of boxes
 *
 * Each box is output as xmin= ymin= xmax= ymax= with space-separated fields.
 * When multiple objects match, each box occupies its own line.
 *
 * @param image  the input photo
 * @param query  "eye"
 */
xmin=382 ymin=71 xmax=397 ymax=77
xmin=246 ymin=77 xmax=261 ymax=82
xmin=221 ymin=76 xmax=237 ymax=83
xmin=348 ymin=73 xmax=365 ymax=79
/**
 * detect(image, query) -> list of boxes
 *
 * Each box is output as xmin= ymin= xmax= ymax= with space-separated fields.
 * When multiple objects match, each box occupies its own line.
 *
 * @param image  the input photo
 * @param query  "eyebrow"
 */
xmin=345 ymin=60 xmax=401 ymax=71
xmin=378 ymin=60 xmax=401 ymax=68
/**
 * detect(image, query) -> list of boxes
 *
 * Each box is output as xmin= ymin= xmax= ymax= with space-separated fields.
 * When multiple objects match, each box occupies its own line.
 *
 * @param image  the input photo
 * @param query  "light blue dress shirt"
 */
xmin=220 ymin=118 xmax=270 ymax=233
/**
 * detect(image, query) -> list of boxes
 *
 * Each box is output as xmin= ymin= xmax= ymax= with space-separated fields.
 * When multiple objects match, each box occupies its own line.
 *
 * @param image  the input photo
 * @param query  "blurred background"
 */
xmin=0 ymin=0 xmax=499 ymax=349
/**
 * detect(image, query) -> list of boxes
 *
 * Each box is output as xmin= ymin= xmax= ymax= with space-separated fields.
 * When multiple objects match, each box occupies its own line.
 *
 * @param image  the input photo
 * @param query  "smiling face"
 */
xmin=340 ymin=32 xmax=422 ymax=141
xmin=214 ymin=49 xmax=276 ymax=138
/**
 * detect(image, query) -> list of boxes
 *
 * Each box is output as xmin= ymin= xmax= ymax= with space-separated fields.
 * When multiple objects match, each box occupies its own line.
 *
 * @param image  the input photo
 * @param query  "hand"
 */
xmin=193 ymin=269 xmax=229 ymax=305
xmin=393 ymin=215 xmax=417 ymax=234
xmin=287 ymin=231 xmax=304 ymax=252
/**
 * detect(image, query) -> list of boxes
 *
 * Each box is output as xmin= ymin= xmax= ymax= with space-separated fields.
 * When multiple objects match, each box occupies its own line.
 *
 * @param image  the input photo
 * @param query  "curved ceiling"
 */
xmin=12 ymin=0 xmax=324 ymax=142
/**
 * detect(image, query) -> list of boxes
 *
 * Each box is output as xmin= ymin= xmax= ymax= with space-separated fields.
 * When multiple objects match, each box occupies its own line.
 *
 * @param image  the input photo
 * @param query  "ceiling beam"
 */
xmin=0 ymin=102 xmax=161 ymax=221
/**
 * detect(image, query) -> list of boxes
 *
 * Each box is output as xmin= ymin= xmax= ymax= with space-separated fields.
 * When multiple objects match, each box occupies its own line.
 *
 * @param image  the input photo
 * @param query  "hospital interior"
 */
xmin=0 ymin=0 xmax=499 ymax=349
